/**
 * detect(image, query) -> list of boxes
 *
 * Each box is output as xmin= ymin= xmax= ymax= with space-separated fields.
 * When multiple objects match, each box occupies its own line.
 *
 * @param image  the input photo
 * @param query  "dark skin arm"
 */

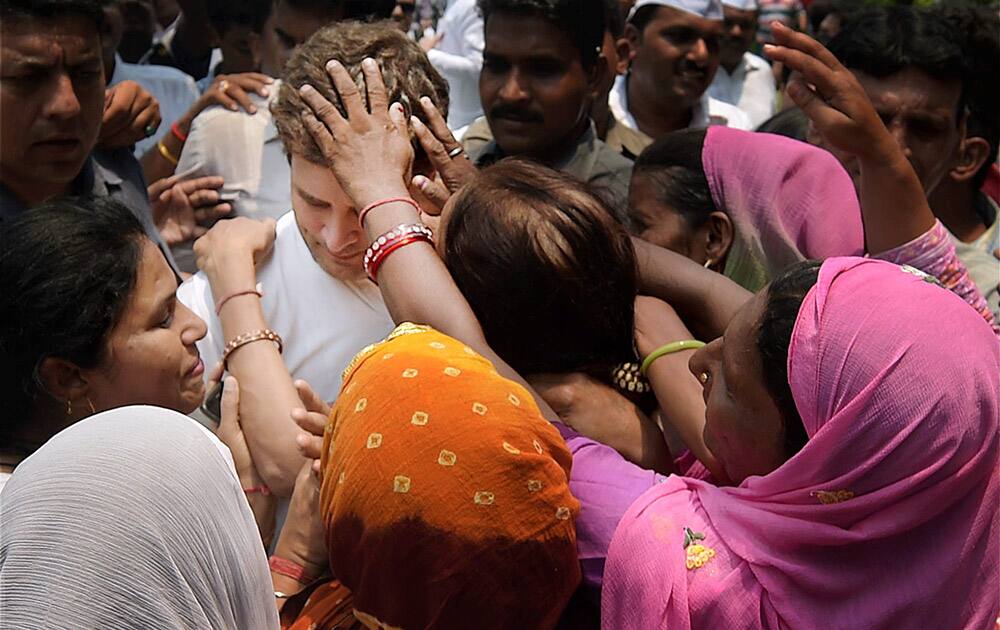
xmin=764 ymin=22 xmax=936 ymax=254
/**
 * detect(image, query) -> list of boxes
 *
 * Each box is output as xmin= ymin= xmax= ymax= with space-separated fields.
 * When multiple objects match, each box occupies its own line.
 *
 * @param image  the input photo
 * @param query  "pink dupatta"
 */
xmin=703 ymin=127 xmax=865 ymax=291
xmin=603 ymin=257 xmax=999 ymax=628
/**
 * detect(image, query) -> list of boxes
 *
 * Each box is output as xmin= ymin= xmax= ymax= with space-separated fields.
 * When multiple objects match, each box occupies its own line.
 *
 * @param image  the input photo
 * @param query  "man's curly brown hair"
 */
xmin=272 ymin=20 xmax=450 ymax=164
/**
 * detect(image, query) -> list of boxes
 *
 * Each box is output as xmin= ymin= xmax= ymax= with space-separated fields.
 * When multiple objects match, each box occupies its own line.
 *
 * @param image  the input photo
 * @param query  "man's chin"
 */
xmin=309 ymin=246 xmax=366 ymax=281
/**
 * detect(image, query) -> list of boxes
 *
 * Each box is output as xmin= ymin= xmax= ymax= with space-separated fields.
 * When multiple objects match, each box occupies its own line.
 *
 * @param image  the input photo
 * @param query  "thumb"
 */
xmin=218 ymin=376 xmax=240 ymax=434
xmin=411 ymin=175 xmax=450 ymax=215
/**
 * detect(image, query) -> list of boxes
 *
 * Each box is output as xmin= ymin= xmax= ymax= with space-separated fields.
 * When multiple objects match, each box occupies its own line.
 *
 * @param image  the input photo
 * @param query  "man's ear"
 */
xmin=36 ymin=356 xmax=91 ymax=410
xmin=620 ymin=24 xmax=640 ymax=69
xmin=948 ymin=136 xmax=991 ymax=184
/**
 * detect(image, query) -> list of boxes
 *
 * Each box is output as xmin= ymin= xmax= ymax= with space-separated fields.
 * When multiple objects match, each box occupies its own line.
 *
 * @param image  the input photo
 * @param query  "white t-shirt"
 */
xmin=0 ymin=472 xmax=10 ymax=495
xmin=707 ymin=52 xmax=777 ymax=130
xmin=177 ymin=211 xmax=395 ymax=402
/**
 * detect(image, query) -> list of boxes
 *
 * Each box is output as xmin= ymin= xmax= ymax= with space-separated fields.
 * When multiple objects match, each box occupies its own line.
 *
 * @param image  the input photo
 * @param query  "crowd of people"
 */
xmin=0 ymin=0 xmax=997 ymax=627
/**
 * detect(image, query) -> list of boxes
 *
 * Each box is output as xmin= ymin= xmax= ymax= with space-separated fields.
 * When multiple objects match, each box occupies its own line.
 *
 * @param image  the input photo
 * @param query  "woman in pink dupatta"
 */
xmin=599 ymin=257 xmax=998 ymax=628
xmin=628 ymin=125 xmax=865 ymax=292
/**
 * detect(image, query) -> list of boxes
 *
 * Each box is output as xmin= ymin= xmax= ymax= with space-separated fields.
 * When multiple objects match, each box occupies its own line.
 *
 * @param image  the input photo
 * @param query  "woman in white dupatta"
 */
xmin=0 ymin=406 xmax=279 ymax=630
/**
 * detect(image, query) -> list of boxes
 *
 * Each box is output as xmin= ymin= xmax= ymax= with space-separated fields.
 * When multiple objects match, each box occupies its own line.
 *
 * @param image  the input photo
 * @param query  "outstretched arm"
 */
xmin=764 ymin=22 xmax=935 ymax=254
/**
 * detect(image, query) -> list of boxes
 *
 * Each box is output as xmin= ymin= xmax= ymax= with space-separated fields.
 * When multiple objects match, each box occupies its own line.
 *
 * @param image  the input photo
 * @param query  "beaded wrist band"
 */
xmin=357 ymin=197 xmax=421 ymax=226
xmin=269 ymin=556 xmax=315 ymax=585
xmin=222 ymin=328 xmax=283 ymax=368
xmin=363 ymin=223 xmax=434 ymax=282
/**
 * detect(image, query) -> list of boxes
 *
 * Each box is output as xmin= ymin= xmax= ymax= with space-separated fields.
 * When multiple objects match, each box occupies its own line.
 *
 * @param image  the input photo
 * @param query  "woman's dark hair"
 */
xmin=443 ymin=159 xmax=637 ymax=377
xmin=757 ymin=260 xmax=821 ymax=459
xmin=0 ymin=196 xmax=146 ymax=437
xmin=631 ymin=128 xmax=716 ymax=231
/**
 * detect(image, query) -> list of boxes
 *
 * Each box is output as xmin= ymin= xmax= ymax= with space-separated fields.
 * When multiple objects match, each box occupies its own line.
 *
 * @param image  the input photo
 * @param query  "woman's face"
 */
xmin=628 ymin=173 xmax=709 ymax=264
xmin=84 ymin=239 xmax=208 ymax=414
xmin=688 ymin=291 xmax=787 ymax=484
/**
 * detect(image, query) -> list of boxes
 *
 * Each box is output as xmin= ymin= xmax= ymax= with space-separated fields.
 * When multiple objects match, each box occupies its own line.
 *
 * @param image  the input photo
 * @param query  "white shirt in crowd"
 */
xmin=707 ymin=51 xmax=777 ymax=129
xmin=172 ymin=86 xmax=291 ymax=272
xmin=177 ymin=211 xmax=395 ymax=403
xmin=109 ymin=53 xmax=199 ymax=159
xmin=608 ymin=73 xmax=752 ymax=132
xmin=426 ymin=0 xmax=485 ymax=131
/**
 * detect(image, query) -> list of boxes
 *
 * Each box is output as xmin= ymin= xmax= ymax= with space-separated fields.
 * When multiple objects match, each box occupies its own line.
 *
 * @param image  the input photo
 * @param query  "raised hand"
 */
xmin=99 ymin=81 xmax=161 ymax=149
xmin=409 ymin=96 xmax=478 ymax=215
xmin=148 ymin=175 xmax=231 ymax=246
xmin=763 ymin=22 xmax=892 ymax=162
xmin=298 ymin=58 xmax=414 ymax=209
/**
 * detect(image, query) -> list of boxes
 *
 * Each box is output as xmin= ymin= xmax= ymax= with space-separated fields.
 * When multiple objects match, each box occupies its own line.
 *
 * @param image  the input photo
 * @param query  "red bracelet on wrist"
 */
xmin=215 ymin=285 xmax=263 ymax=316
xmin=269 ymin=556 xmax=315 ymax=585
xmin=171 ymin=121 xmax=188 ymax=143
xmin=243 ymin=485 xmax=271 ymax=495
xmin=357 ymin=196 xmax=421 ymax=226
xmin=363 ymin=223 xmax=434 ymax=282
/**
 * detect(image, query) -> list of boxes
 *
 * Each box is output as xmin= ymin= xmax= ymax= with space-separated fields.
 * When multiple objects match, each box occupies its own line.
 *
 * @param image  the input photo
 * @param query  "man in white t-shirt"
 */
xmin=177 ymin=21 xmax=449 ymax=498
xmin=707 ymin=0 xmax=776 ymax=129
xmin=606 ymin=0 xmax=751 ymax=158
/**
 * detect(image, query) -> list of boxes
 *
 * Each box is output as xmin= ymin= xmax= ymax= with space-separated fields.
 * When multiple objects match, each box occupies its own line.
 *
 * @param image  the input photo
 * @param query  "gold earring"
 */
xmin=698 ymin=371 xmax=710 ymax=385
xmin=703 ymin=258 xmax=714 ymax=269
xmin=65 ymin=399 xmax=73 ymax=416
xmin=87 ymin=398 xmax=96 ymax=415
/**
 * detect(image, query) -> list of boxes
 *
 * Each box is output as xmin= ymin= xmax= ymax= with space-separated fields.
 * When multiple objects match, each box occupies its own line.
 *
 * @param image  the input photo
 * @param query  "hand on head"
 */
xmin=298 ymin=58 xmax=415 ymax=209
xmin=409 ymin=96 xmax=477 ymax=216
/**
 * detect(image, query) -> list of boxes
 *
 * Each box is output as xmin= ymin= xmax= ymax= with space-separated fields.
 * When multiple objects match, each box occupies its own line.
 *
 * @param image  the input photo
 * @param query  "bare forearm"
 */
xmin=633 ymin=237 xmax=752 ymax=340
xmin=859 ymin=149 xmax=936 ymax=254
xmin=645 ymin=353 xmax=726 ymax=482
xmin=210 ymin=263 xmax=304 ymax=496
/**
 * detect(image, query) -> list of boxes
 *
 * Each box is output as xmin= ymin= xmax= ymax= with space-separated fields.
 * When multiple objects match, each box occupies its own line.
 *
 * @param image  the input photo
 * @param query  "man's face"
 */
xmin=809 ymin=66 xmax=964 ymax=196
xmin=218 ymin=24 xmax=262 ymax=74
xmin=0 ymin=15 xmax=105 ymax=200
xmin=480 ymin=12 xmax=598 ymax=160
xmin=391 ymin=0 xmax=417 ymax=33
xmin=270 ymin=0 xmax=340 ymax=77
xmin=290 ymin=155 xmax=368 ymax=282
xmin=719 ymin=6 xmax=756 ymax=69
xmin=625 ymin=7 xmax=722 ymax=110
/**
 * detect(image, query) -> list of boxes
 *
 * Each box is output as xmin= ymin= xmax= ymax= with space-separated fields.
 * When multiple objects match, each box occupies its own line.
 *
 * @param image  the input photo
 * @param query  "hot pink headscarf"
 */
xmin=703 ymin=127 xmax=866 ymax=292
xmin=603 ymin=257 xmax=999 ymax=628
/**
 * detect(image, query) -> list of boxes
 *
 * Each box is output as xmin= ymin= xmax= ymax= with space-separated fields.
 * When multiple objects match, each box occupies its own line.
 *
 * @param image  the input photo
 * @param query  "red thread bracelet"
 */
xmin=243 ymin=485 xmax=271 ymax=495
xmin=171 ymin=121 xmax=188 ymax=143
xmin=357 ymin=197 xmax=421 ymax=226
xmin=216 ymin=286 xmax=263 ymax=316
xmin=269 ymin=556 xmax=314 ymax=584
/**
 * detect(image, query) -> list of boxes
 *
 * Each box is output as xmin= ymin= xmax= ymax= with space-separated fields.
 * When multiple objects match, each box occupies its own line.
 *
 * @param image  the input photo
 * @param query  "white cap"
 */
xmin=628 ymin=0 xmax=724 ymax=21
xmin=721 ymin=0 xmax=759 ymax=11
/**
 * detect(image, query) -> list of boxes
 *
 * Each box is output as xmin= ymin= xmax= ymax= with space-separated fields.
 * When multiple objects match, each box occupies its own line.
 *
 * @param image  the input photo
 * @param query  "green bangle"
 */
xmin=640 ymin=340 xmax=706 ymax=376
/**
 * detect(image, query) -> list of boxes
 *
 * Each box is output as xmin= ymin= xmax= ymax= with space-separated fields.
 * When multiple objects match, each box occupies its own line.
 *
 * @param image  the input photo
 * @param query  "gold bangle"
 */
xmin=157 ymin=139 xmax=179 ymax=165
xmin=222 ymin=328 xmax=283 ymax=368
